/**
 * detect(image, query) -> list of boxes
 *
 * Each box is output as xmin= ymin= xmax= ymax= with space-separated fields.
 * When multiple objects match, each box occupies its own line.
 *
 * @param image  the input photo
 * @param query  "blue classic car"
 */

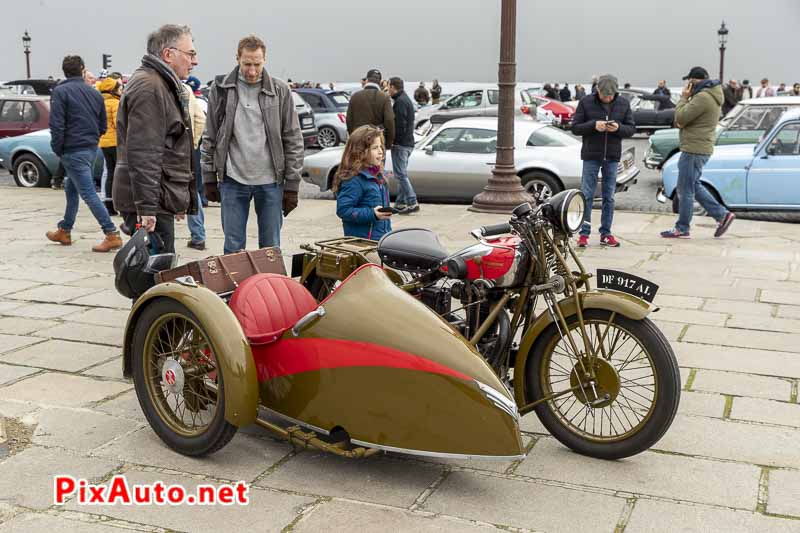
xmin=658 ymin=108 xmax=800 ymax=215
xmin=0 ymin=128 xmax=103 ymax=188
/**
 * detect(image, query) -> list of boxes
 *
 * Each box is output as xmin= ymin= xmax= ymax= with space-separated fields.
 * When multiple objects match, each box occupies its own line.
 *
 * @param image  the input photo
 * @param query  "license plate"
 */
xmin=302 ymin=118 xmax=313 ymax=128
xmin=596 ymin=269 xmax=659 ymax=303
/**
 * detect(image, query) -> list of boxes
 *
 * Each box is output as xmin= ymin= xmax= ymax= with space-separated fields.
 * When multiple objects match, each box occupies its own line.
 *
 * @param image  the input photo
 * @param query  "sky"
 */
xmin=2 ymin=0 xmax=798 ymax=87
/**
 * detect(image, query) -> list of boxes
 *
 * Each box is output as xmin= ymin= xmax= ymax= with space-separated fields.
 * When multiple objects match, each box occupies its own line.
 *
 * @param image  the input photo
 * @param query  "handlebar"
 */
xmin=479 ymin=223 xmax=512 ymax=237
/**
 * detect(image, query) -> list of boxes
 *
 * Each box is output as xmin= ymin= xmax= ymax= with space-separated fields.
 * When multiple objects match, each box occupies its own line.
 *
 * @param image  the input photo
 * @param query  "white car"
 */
xmin=302 ymin=117 xmax=639 ymax=202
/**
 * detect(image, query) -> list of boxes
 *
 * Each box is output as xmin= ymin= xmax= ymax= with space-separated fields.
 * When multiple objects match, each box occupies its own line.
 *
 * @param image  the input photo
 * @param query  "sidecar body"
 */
xmin=122 ymin=263 xmax=524 ymax=459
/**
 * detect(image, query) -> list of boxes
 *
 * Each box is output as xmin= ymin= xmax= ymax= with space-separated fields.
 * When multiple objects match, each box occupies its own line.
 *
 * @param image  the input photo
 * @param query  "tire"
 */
xmin=521 ymin=171 xmax=562 ymax=203
xmin=526 ymin=309 xmax=680 ymax=460
xmin=306 ymin=274 xmax=338 ymax=302
xmin=318 ymin=126 xmax=340 ymax=148
xmin=132 ymin=298 xmax=237 ymax=456
xmin=672 ymin=188 xmax=722 ymax=217
xmin=12 ymin=154 xmax=51 ymax=188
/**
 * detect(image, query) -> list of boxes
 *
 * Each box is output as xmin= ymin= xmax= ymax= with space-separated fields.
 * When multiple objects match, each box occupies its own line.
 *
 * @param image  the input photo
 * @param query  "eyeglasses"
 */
xmin=169 ymin=47 xmax=197 ymax=59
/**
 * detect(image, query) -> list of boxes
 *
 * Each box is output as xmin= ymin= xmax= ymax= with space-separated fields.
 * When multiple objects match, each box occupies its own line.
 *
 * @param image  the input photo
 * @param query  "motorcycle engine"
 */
xmin=421 ymin=286 xmax=452 ymax=316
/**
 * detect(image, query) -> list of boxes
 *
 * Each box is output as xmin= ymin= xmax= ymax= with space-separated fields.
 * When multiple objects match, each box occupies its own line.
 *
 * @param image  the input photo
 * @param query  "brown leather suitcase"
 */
xmin=156 ymin=248 xmax=286 ymax=295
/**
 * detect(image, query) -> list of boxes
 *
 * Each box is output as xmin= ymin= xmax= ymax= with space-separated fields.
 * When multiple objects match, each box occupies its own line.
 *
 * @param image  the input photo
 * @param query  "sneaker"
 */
xmin=576 ymin=235 xmax=589 ymax=247
xmin=393 ymin=202 xmax=407 ymax=211
xmin=187 ymin=240 xmax=206 ymax=251
xmin=92 ymin=231 xmax=123 ymax=253
xmin=660 ymin=228 xmax=691 ymax=239
xmin=600 ymin=235 xmax=621 ymax=247
xmin=399 ymin=204 xmax=420 ymax=215
xmin=46 ymin=228 xmax=72 ymax=245
xmin=714 ymin=212 xmax=736 ymax=238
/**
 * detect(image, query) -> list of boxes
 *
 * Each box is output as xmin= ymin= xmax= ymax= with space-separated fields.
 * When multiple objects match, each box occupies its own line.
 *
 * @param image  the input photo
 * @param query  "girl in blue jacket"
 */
xmin=334 ymin=125 xmax=393 ymax=240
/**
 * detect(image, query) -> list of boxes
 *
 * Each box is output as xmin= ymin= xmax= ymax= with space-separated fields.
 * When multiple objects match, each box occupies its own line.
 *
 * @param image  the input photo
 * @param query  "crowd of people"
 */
xmin=41 ymin=22 xmax=796 ymax=261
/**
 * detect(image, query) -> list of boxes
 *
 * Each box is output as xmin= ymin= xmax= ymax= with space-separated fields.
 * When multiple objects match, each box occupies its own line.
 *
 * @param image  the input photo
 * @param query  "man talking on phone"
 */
xmin=571 ymin=74 xmax=635 ymax=248
xmin=661 ymin=66 xmax=734 ymax=239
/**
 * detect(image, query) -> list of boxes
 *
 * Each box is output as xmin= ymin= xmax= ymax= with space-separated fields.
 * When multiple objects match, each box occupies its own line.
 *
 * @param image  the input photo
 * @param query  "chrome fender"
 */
xmin=122 ymin=283 xmax=259 ymax=427
xmin=513 ymin=289 xmax=656 ymax=407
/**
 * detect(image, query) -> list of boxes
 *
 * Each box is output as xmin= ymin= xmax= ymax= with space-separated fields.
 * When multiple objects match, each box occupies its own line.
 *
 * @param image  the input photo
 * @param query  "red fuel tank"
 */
xmin=457 ymin=237 xmax=528 ymax=287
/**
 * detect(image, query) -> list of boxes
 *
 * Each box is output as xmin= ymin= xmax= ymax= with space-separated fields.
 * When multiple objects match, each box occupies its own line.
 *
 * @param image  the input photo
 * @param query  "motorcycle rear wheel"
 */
xmin=132 ymin=298 xmax=237 ymax=456
xmin=526 ymin=309 xmax=680 ymax=459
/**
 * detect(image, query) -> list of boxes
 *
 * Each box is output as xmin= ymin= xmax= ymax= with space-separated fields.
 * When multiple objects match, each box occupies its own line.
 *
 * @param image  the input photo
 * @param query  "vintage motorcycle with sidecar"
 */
xmin=295 ymin=190 xmax=681 ymax=459
xmin=114 ymin=228 xmax=525 ymax=460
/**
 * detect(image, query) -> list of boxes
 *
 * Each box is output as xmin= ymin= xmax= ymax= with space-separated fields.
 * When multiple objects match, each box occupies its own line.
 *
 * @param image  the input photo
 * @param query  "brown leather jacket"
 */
xmin=113 ymin=55 xmax=197 ymax=216
xmin=345 ymin=84 xmax=395 ymax=148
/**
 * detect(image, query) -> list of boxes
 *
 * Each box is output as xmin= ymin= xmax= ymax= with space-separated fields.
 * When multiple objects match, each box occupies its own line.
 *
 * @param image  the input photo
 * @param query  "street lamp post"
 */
xmin=717 ymin=21 xmax=728 ymax=83
xmin=470 ymin=0 xmax=533 ymax=213
xmin=22 ymin=30 xmax=32 ymax=79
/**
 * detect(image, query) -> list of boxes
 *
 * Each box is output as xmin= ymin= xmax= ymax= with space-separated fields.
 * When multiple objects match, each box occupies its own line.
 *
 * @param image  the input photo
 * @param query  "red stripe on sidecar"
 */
xmin=251 ymin=338 xmax=472 ymax=383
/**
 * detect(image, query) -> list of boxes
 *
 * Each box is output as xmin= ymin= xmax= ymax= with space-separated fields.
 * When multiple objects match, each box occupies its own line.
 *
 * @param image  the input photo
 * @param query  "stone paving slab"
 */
xmin=730 ymin=397 xmax=800 ymax=428
xmin=0 ymin=302 xmax=22 ymax=314
xmin=515 ymin=438 xmax=760 ymax=510
xmin=81 ymin=358 xmax=124 ymax=379
xmin=683 ymin=324 xmax=800 ymax=353
xmin=66 ymin=290 xmax=133 ymax=310
xmin=91 ymin=390 xmax=145 ymax=423
xmin=422 ymin=470 xmax=626 ymax=532
xmin=0 ymin=317 xmax=58 ymax=335
xmin=65 ymin=309 xmax=132 ymax=328
xmin=0 ymin=447 xmax=121 ymax=510
xmin=64 ymin=470 xmax=314 ymax=533
xmin=777 ymin=304 xmax=800 ymax=320
xmin=0 ymin=513 xmax=132 ymax=533
xmin=655 ymin=415 xmax=800 ymax=468
xmin=258 ymin=451 xmax=443 ymax=508
xmin=32 ymin=407 xmax=142 ymax=453
xmin=0 ymin=399 xmax=40 ymax=418
xmin=0 ymin=340 xmax=119 ymax=372
xmin=2 ymin=303 xmax=86 ymax=320
xmin=761 ymin=289 xmax=800 ymax=306
xmin=5 ymin=285 xmax=102 ymax=304
xmin=652 ymin=308 xmax=728 ymax=327
xmin=624 ymin=499 xmax=798 ymax=533
xmin=0 ymin=334 xmax=42 ymax=355
xmin=677 ymin=391 xmax=726 ymax=418
xmin=0 ymin=280 xmax=41 ymax=297
xmin=727 ymin=314 xmax=800 ymax=334
xmin=35 ymin=323 xmax=123 ymax=347
xmin=0 ymin=373 xmax=130 ymax=407
xmin=690 ymin=369 xmax=792 ymax=402
xmin=702 ymin=298 xmax=776 ymax=317
xmin=293 ymin=500 xmax=501 ymax=532
xmin=94 ymin=426 xmax=290 ymax=482
xmin=674 ymin=342 xmax=800 ymax=380
xmin=654 ymin=295 xmax=704 ymax=309
xmin=767 ymin=469 xmax=800 ymax=518
xmin=0 ymin=267 xmax=94 ymax=284
xmin=0 ymin=364 xmax=39 ymax=386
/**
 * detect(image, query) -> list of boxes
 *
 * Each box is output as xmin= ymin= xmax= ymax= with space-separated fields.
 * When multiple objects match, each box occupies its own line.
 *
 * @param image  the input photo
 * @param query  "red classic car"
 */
xmin=520 ymin=91 xmax=575 ymax=129
xmin=0 ymin=96 xmax=50 ymax=139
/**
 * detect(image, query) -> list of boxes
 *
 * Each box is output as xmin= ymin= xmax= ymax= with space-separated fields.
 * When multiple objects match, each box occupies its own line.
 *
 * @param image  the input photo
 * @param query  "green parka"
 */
xmin=675 ymin=81 xmax=724 ymax=156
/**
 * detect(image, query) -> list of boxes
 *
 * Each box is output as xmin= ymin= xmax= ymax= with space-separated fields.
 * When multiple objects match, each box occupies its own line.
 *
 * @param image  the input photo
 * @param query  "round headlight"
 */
xmin=544 ymin=189 xmax=586 ymax=235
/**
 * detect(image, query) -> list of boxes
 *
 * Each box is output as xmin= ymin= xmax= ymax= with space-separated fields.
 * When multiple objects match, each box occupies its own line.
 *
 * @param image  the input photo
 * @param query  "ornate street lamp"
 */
xmin=470 ymin=0 xmax=533 ymax=213
xmin=717 ymin=21 xmax=728 ymax=82
xmin=22 ymin=30 xmax=32 ymax=79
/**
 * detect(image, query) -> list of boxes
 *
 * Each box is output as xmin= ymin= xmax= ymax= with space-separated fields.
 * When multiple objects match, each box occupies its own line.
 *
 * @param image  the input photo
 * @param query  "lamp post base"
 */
xmin=469 ymin=164 xmax=534 ymax=214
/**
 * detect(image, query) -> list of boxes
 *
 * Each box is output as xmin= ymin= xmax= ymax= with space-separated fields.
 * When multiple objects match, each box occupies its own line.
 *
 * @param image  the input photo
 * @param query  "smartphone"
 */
xmin=377 ymin=206 xmax=399 ymax=214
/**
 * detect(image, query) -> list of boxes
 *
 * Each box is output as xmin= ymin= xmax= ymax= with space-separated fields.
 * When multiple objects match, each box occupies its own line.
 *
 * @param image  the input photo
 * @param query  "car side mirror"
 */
xmin=424 ymin=145 xmax=435 ymax=155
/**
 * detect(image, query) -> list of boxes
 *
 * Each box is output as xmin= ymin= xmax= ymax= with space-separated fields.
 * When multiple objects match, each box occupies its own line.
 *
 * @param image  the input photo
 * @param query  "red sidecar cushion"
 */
xmin=229 ymin=273 xmax=319 ymax=345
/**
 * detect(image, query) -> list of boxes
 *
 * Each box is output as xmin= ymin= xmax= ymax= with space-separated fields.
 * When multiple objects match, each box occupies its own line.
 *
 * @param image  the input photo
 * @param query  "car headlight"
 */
xmin=544 ymin=189 xmax=585 ymax=235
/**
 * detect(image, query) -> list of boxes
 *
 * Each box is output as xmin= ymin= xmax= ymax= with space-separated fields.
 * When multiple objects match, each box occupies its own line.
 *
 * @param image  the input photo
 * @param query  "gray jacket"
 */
xmin=201 ymin=67 xmax=303 ymax=192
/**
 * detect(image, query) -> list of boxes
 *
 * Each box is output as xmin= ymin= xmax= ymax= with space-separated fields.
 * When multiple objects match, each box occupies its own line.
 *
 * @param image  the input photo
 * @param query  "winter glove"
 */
xmin=204 ymin=182 xmax=221 ymax=203
xmin=283 ymin=190 xmax=298 ymax=217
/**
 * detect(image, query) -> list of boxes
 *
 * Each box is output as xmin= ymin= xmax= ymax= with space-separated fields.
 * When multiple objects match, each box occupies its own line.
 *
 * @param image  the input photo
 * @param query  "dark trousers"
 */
xmin=102 ymin=146 xmax=117 ymax=212
xmin=122 ymin=212 xmax=176 ymax=253
xmin=193 ymin=147 xmax=206 ymax=205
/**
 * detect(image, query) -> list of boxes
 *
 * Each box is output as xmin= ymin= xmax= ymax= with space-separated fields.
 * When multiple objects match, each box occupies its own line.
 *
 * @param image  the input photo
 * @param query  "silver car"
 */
xmin=302 ymin=117 xmax=639 ymax=202
xmin=414 ymin=86 xmax=530 ymax=134
xmin=295 ymin=88 xmax=349 ymax=148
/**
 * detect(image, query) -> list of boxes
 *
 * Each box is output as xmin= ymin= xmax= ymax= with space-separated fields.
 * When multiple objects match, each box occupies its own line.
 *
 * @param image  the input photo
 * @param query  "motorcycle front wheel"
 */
xmin=526 ymin=309 xmax=680 ymax=459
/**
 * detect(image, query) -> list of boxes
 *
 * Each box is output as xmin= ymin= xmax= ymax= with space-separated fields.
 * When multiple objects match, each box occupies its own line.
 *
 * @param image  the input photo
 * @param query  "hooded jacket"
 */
xmin=98 ymin=78 xmax=120 ymax=148
xmin=675 ymin=80 xmax=723 ymax=155
xmin=336 ymin=169 xmax=392 ymax=240
xmin=571 ymin=93 xmax=635 ymax=161
xmin=113 ymin=55 xmax=197 ymax=216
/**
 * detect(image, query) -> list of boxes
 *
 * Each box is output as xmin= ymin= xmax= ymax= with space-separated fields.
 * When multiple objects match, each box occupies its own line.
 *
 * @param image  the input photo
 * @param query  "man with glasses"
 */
xmin=113 ymin=24 xmax=199 ymax=253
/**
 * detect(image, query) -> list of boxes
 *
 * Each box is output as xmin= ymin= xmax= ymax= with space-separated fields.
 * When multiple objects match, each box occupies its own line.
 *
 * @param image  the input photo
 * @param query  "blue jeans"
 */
xmin=187 ymin=192 xmax=205 ymax=243
xmin=675 ymin=152 xmax=728 ymax=233
xmin=59 ymin=148 xmax=116 ymax=234
xmin=391 ymin=145 xmax=417 ymax=206
xmin=220 ymin=177 xmax=283 ymax=254
xmin=579 ymin=159 xmax=617 ymax=237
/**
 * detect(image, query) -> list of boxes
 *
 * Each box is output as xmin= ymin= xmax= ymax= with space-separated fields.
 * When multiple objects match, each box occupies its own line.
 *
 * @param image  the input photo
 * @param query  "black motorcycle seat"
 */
xmin=378 ymin=228 xmax=449 ymax=272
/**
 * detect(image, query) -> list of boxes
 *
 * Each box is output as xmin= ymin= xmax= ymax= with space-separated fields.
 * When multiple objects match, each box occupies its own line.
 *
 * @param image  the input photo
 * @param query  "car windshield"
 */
xmin=291 ymin=92 xmax=307 ymax=108
xmin=331 ymin=93 xmax=349 ymax=106
xmin=526 ymin=126 xmax=580 ymax=147
xmin=719 ymin=104 xmax=744 ymax=127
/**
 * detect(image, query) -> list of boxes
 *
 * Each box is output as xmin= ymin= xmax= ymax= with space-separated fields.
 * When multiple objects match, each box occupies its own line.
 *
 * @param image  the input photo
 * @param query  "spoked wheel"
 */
xmin=526 ymin=309 xmax=680 ymax=459
xmin=522 ymin=171 xmax=561 ymax=203
xmin=318 ymin=126 xmax=340 ymax=148
xmin=132 ymin=298 xmax=237 ymax=456
xmin=306 ymin=275 xmax=340 ymax=302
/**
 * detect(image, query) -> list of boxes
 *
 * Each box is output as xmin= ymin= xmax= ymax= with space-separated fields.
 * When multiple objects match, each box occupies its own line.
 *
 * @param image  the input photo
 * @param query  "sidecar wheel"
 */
xmin=132 ymin=297 xmax=237 ymax=456
xmin=526 ymin=309 xmax=680 ymax=460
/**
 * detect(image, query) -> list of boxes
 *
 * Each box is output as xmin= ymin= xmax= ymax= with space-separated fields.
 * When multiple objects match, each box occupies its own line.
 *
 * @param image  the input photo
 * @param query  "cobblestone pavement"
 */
xmin=0 ymin=186 xmax=799 ymax=532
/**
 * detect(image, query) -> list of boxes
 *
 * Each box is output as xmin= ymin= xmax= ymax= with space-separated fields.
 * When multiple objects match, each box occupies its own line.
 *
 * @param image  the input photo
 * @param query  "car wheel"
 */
xmin=12 ymin=154 xmax=51 ymax=188
xmin=318 ymin=126 xmax=339 ymax=148
xmin=521 ymin=171 xmax=562 ymax=203
xmin=672 ymin=192 xmax=718 ymax=217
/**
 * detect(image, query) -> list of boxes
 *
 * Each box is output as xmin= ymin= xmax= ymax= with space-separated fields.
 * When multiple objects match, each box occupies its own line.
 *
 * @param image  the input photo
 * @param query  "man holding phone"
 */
xmin=661 ymin=66 xmax=734 ymax=239
xmin=571 ymin=74 xmax=635 ymax=247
